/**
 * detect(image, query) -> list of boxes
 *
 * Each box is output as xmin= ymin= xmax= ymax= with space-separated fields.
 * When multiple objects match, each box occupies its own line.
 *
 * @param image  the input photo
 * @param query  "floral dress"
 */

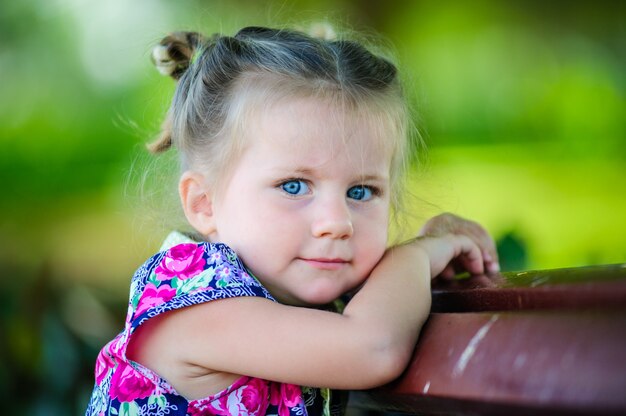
xmin=86 ymin=233 xmax=346 ymax=416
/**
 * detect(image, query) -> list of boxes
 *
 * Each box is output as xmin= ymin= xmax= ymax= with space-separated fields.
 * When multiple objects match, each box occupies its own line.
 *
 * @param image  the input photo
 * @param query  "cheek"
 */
xmin=355 ymin=206 xmax=389 ymax=267
xmin=363 ymin=234 xmax=387 ymax=264
xmin=353 ymin=240 xmax=386 ymax=289
xmin=229 ymin=199 xmax=304 ymax=255
xmin=257 ymin=196 xmax=308 ymax=232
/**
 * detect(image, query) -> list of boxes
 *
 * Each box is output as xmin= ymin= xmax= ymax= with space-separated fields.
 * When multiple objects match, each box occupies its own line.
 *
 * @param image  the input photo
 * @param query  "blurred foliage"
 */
xmin=0 ymin=0 xmax=624 ymax=414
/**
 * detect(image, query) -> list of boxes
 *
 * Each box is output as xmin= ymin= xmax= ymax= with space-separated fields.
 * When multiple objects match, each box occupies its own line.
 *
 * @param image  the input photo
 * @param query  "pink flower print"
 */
xmin=189 ymin=379 xmax=269 ymax=415
xmin=270 ymin=383 xmax=303 ymax=416
xmin=94 ymin=349 xmax=116 ymax=385
xmin=281 ymin=383 xmax=303 ymax=407
xmin=106 ymin=333 xmax=125 ymax=357
xmin=187 ymin=404 xmax=209 ymax=415
xmin=135 ymin=283 xmax=176 ymax=317
xmin=109 ymin=361 xmax=155 ymax=402
xmin=125 ymin=304 xmax=133 ymax=325
xmin=239 ymin=378 xmax=270 ymax=414
xmin=188 ymin=399 xmax=225 ymax=415
xmin=155 ymin=243 xmax=206 ymax=280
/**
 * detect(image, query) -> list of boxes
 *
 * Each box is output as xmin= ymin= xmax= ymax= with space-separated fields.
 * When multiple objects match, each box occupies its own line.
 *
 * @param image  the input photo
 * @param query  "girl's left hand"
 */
xmin=419 ymin=213 xmax=500 ymax=278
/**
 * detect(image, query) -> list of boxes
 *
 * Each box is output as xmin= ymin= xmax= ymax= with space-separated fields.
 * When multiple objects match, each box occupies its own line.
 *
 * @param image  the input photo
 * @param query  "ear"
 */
xmin=179 ymin=171 xmax=216 ymax=236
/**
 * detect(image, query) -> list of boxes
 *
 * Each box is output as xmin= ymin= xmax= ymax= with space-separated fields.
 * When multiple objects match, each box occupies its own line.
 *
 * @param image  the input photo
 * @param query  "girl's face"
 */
xmin=208 ymin=97 xmax=393 ymax=306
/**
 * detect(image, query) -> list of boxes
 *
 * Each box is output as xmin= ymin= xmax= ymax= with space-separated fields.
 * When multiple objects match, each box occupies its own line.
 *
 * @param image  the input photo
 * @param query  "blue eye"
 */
xmin=347 ymin=185 xmax=373 ymax=201
xmin=280 ymin=180 xmax=309 ymax=196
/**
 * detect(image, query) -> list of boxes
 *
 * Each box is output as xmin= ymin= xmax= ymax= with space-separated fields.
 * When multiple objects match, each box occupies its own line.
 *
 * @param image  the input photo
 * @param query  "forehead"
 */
xmin=245 ymin=96 xmax=396 ymax=174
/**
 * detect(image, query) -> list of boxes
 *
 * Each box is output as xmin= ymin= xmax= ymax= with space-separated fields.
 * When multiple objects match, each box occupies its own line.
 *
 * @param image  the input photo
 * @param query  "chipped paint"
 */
xmin=422 ymin=381 xmax=431 ymax=394
xmin=452 ymin=315 xmax=500 ymax=378
xmin=530 ymin=276 xmax=549 ymax=287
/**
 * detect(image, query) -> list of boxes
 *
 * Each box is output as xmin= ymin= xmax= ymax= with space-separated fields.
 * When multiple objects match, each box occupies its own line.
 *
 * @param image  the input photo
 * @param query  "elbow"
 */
xmin=352 ymin=315 xmax=430 ymax=389
xmin=350 ymin=336 xmax=415 ymax=390
xmin=371 ymin=343 xmax=414 ymax=388
xmin=365 ymin=323 xmax=431 ymax=387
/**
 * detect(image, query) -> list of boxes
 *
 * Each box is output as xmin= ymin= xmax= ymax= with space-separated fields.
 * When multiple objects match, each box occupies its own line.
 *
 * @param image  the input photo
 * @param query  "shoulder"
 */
xmin=133 ymin=241 xmax=251 ymax=289
xmin=128 ymin=241 xmax=274 ymax=330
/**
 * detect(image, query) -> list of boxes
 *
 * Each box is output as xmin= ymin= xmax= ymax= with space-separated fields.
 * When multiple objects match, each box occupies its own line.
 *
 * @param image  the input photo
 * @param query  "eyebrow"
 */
xmin=355 ymin=174 xmax=388 ymax=182
xmin=275 ymin=167 xmax=388 ymax=182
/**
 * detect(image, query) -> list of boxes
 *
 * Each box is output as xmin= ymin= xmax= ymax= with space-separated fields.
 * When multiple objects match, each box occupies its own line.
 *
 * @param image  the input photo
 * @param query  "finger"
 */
xmin=479 ymin=234 xmax=498 ymax=264
xmin=478 ymin=240 xmax=499 ymax=274
xmin=451 ymin=234 xmax=485 ymax=276
xmin=463 ymin=223 xmax=499 ymax=272
xmin=440 ymin=264 xmax=456 ymax=279
xmin=464 ymin=222 xmax=493 ymax=249
xmin=483 ymin=254 xmax=501 ymax=274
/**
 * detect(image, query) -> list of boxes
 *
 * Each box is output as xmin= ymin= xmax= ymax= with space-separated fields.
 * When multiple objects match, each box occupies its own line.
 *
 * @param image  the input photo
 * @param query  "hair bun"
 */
xmin=152 ymin=31 xmax=206 ymax=80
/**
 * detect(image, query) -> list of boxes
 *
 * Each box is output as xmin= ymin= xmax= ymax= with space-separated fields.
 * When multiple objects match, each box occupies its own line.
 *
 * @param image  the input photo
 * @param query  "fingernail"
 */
xmin=484 ymin=252 xmax=493 ymax=262
xmin=489 ymin=262 xmax=500 ymax=273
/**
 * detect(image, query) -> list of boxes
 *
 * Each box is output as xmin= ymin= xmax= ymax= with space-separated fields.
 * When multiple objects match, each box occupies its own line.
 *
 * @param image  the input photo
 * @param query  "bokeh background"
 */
xmin=1 ymin=0 xmax=624 ymax=413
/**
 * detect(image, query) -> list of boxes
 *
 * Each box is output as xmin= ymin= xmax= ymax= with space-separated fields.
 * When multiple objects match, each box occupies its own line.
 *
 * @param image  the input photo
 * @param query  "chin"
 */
xmin=298 ymin=283 xmax=351 ymax=307
xmin=302 ymin=295 xmax=339 ymax=307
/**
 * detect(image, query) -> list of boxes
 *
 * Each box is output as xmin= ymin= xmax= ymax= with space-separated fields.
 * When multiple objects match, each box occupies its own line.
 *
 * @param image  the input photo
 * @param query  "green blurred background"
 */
xmin=0 ymin=0 xmax=624 ymax=413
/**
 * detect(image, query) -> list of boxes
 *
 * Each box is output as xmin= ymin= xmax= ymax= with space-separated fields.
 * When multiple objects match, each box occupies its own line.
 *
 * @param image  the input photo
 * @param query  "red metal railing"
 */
xmin=349 ymin=264 xmax=626 ymax=416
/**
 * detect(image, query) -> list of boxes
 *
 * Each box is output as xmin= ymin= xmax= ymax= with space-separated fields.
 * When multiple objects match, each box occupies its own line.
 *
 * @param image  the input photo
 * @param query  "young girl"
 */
xmin=86 ymin=26 xmax=498 ymax=415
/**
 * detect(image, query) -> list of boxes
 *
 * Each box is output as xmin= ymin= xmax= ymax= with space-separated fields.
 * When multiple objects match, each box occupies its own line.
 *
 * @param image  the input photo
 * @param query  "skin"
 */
xmin=419 ymin=213 xmax=500 ymax=277
xmin=202 ymin=99 xmax=391 ymax=307
xmin=126 ymin=96 xmax=495 ymax=400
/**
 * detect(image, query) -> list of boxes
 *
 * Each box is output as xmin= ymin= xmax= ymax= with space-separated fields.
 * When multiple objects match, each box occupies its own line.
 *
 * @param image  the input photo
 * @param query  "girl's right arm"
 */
xmin=127 ymin=234 xmax=484 ymax=398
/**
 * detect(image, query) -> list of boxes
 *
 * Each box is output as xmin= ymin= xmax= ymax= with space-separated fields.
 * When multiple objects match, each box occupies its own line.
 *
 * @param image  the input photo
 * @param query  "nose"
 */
xmin=310 ymin=199 xmax=353 ymax=240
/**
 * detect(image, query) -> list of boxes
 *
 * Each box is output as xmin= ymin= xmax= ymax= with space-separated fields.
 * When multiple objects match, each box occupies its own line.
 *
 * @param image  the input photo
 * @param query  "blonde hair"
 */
xmin=150 ymin=26 xmax=416 ymax=213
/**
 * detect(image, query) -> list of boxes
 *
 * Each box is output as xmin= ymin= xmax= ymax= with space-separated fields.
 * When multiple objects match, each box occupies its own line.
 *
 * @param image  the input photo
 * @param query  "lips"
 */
xmin=299 ymin=257 xmax=349 ymax=271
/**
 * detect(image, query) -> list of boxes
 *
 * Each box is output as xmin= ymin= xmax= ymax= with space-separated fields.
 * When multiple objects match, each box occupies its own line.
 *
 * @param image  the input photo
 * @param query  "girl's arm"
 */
xmin=127 ymin=233 xmax=484 ymax=398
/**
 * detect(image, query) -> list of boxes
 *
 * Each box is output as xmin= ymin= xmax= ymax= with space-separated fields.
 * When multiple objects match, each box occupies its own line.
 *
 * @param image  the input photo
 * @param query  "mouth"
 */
xmin=299 ymin=258 xmax=350 ymax=271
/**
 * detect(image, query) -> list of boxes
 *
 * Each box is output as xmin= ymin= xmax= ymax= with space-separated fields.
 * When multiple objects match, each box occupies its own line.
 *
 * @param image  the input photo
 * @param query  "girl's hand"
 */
xmin=418 ymin=213 xmax=500 ymax=277
xmin=410 ymin=233 xmax=486 ymax=279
